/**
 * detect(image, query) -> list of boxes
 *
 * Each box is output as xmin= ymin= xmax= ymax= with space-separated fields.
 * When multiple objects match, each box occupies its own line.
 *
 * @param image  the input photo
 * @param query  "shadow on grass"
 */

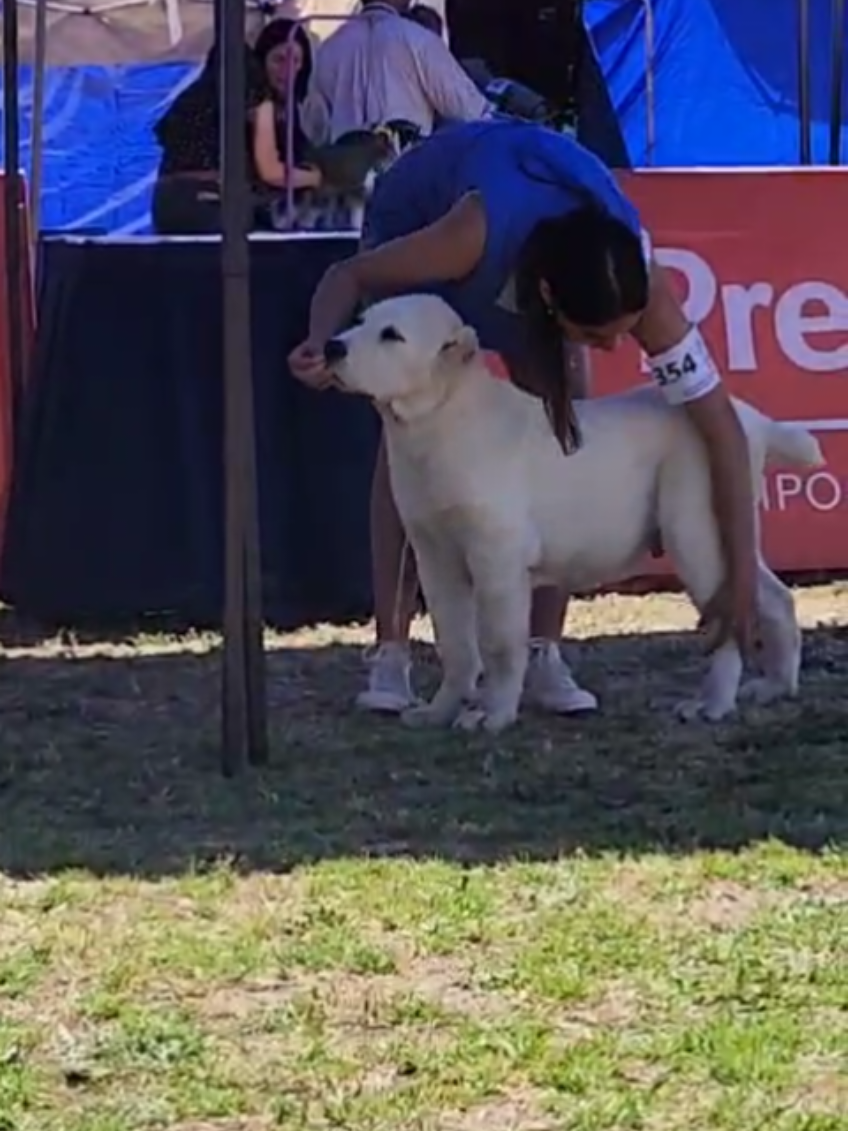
xmin=0 ymin=622 xmax=845 ymax=878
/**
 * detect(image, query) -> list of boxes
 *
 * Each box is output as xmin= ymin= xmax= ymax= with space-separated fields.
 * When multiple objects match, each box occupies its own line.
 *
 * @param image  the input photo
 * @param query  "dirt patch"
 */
xmin=318 ymin=955 xmax=515 ymax=1025
xmin=399 ymin=955 xmax=514 ymax=1017
xmin=795 ymin=877 xmax=848 ymax=907
xmin=439 ymin=1094 xmax=556 ymax=1131
xmin=195 ymin=980 xmax=302 ymax=1021
xmin=685 ymin=880 xmax=782 ymax=930
xmin=171 ymin=1123 xmax=272 ymax=1131
xmin=788 ymin=1061 xmax=848 ymax=1115
xmin=571 ymin=983 xmax=644 ymax=1030
xmin=194 ymin=956 xmax=513 ymax=1038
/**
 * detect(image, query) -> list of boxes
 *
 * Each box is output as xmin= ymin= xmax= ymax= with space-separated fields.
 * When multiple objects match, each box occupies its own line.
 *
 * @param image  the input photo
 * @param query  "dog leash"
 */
xmin=392 ymin=536 xmax=413 ymax=640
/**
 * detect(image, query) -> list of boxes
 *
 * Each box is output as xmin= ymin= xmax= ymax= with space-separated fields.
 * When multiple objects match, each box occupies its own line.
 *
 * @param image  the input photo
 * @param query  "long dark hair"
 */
xmin=155 ymin=42 xmax=268 ymax=147
xmin=253 ymin=18 xmax=313 ymax=105
xmin=513 ymin=206 xmax=649 ymax=451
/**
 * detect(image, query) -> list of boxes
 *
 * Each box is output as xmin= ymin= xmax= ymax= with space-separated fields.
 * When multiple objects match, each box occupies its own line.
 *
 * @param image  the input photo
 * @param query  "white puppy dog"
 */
xmin=324 ymin=294 xmax=823 ymax=733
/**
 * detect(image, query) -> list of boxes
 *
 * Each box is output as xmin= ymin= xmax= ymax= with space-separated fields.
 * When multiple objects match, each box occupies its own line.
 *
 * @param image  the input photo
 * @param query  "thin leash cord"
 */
xmin=391 ymin=536 xmax=413 ymax=641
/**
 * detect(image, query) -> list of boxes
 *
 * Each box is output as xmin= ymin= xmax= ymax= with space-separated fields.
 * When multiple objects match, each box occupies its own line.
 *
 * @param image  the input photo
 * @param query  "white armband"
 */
xmin=647 ymin=325 xmax=721 ymax=406
xmin=640 ymin=227 xmax=653 ymax=265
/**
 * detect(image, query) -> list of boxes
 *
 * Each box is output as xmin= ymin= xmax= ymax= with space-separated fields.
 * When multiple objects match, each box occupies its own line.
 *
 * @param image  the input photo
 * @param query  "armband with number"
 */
xmin=647 ymin=326 xmax=721 ymax=406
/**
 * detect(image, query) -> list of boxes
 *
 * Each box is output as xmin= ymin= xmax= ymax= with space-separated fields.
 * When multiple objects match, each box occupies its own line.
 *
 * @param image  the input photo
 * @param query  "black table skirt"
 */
xmin=1 ymin=235 xmax=381 ymax=629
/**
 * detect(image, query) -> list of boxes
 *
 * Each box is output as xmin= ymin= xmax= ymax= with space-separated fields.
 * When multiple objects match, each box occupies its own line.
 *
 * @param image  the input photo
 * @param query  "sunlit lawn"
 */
xmin=1 ymin=587 xmax=846 ymax=1130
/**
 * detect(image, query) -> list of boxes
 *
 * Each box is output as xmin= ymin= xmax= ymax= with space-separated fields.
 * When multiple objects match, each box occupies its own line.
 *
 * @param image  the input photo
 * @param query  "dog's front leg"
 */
xmin=675 ymin=639 xmax=744 ymax=722
xmin=456 ymin=553 xmax=530 ymax=735
xmin=402 ymin=540 xmax=480 ymax=730
xmin=738 ymin=561 xmax=802 ymax=707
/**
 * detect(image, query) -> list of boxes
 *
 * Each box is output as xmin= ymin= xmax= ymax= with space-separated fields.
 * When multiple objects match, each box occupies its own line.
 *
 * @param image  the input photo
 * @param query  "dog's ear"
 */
xmin=382 ymin=326 xmax=474 ymax=423
xmin=437 ymin=325 xmax=479 ymax=369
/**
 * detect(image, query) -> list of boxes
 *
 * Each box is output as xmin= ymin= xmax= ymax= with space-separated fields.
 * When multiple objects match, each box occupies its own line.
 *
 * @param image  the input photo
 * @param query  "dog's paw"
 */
xmin=453 ymin=706 xmax=487 ymax=732
xmin=453 ymin=706 xmax=518 ymax=734
xmin=738 ymin=677 xmax=796 ymax=707
xmin=402 ymin=704 xmax=454 ymax=729
xmin=674 ymin=697 xmax=736 ymax=724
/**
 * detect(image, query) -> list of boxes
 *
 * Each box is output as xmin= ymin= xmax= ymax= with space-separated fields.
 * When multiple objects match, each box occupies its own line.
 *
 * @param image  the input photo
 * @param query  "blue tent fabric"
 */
xmin=1 ymin=60 xmax=198 ymax=233
xmin=586 ymin=0 xmax=848 ymax=167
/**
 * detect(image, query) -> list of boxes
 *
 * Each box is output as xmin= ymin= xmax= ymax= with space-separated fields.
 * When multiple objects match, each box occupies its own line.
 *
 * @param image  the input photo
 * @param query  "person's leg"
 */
xmin=372 ymin=435 xmax=418 ymax=643
xmin=357 ymin=434 xmax=421 ymax=712
xmin=152 ymin=177 xmax=221 ymax=235
xmin=524 ymin=344 xmax=599 ymax=714
xmin=151 ymin=179 xmax=183 ymax=235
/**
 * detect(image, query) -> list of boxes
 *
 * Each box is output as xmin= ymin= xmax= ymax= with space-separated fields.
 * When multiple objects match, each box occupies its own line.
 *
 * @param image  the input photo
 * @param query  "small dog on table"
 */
xmin=274 ymin=119 xmax=422 ymax=232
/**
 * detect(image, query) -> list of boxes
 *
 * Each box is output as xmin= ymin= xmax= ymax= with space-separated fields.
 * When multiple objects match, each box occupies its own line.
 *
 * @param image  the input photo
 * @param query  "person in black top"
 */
xmin=151 ymin=42 xmax=321 ymax=235
xmin=252 ymin=18 xmax=314 ymax=167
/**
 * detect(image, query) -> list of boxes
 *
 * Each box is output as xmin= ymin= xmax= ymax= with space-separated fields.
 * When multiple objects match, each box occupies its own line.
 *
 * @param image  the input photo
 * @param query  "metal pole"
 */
xmin=798 ymin=0 xmax=812 ymax=164
xmin=829 ymin=0 xmax=845 ymax=164
xmin=3 ymin=0 xmax=25 ymax=420
xmin=284 ymin=19 xmax=298 ymax=229
xmin=29 ymin=0 xmax=48 ymax=236
xmin=643 ymin=0 xmax=656 ymax=166
xmin=219 ymin=0 xmax=268 ymax=775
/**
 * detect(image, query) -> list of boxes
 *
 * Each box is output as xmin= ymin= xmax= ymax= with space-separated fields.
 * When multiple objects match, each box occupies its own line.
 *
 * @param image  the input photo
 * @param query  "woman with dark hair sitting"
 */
xmin=151 ymin=41 xmax=321 ymax=235
xmin=252 ymin=18 xmax=314 ymax=167
xmin=289 ymin=120 xmax=757 ymax=716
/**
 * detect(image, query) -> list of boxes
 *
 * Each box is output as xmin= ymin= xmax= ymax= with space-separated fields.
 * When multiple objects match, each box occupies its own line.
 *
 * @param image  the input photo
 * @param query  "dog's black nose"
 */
xmin=324 ymin=338 xmax=348 ymax=364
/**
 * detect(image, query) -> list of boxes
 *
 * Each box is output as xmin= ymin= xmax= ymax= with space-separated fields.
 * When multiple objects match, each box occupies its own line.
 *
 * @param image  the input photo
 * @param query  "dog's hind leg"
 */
xmin=739 ymin=562 xmax=802 ymax=706
xmin=658 ymin=465 xmax=744 ymax=722
xmin=402 ymin=539 xmax=481 ymax=729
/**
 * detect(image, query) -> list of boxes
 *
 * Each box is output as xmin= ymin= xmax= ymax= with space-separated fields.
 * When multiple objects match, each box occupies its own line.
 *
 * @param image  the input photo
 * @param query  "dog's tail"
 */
xmin=766 ymin=420 xmax=825 ymax=468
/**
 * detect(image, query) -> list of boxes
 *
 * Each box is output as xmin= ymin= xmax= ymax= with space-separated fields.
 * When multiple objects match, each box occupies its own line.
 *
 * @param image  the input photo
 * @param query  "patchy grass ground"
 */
xmin=0 ymin=587 xmax=846 ymax=1131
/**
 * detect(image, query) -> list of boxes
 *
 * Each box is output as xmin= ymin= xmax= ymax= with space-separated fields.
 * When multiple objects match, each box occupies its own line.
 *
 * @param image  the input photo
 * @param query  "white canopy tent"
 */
xmin=3 ymin=0 xmax=440 ymax=66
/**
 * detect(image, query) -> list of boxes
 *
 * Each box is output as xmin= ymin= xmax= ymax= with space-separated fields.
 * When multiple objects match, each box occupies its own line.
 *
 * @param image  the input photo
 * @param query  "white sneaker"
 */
xmin=355 ymin=643 xmax=416 ymax=714
xmin=523 ymin=639 xmax=599 ymax=715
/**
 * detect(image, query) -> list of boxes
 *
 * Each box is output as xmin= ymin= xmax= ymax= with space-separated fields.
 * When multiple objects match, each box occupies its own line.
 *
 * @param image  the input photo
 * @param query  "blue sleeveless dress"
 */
xmin=364 ymin=119 xmax=642 ymax=357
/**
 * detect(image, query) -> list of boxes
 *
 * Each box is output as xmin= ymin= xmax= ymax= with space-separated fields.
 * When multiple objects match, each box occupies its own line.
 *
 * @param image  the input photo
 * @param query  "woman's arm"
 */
xmin=307 ymin=193 xmax=487 ymax=347
xmin=288 ymin=192 xmax=487 ymax=388
xmin=633 ymin=261 xmax=758 ymax=647
xmin=251 ymin=101 xmax=322 ymax=189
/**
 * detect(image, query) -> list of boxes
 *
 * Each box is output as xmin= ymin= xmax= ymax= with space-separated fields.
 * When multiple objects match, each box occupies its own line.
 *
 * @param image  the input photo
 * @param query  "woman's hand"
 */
xmin=293 ymin=165 xmax=322 ymax=190
xmin=288 ymin=338 xmax=335 ymax=389
xmin=698 ymin=571 xmax=758 ymax=657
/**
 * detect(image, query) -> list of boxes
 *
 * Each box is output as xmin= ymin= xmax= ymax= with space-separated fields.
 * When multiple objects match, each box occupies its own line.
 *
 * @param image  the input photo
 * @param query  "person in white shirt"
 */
xmin=302 ymin=0 xmax=491 ymax=144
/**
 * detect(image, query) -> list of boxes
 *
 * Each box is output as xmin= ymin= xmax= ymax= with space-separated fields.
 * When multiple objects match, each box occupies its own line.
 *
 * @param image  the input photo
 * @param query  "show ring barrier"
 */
xmin=2 ymin=168 xmax=847 ymax=634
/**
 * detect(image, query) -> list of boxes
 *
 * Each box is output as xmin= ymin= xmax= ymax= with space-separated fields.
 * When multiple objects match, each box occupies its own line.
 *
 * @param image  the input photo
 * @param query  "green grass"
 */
xmin=0 ymin=587 xmax=846 ymax=1130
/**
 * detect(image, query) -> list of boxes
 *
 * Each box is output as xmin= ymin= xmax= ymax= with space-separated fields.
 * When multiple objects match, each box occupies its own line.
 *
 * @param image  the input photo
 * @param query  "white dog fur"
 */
xmin=325 ymin=294 xmax=824 ymax=733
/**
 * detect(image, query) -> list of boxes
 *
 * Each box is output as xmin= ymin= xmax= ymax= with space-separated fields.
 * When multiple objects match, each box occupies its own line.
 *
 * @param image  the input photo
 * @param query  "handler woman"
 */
xmin=289 ymin=119 xmax=756 ymax=715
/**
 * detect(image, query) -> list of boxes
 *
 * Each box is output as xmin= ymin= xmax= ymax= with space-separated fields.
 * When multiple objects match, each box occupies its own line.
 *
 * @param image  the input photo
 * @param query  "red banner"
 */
xmin=0 ymin=175 xmax=35 ymax=557
xmin=592 ymin=169 xmax=848 ymax=575
xmin=500 ymin=168 xmax=848 ymax=577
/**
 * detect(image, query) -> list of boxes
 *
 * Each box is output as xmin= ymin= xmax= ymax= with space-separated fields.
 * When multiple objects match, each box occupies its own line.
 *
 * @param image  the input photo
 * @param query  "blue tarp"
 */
xmin=0 ymin=60 xmax=197 ymax=233
xmin=587 ymin=0 xmax=848 ymax=167
xmin=1 ymin=0 xmax=846 ymax=231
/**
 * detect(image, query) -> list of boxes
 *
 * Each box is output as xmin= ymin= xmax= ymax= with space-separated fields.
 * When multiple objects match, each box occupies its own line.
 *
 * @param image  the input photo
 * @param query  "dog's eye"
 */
xmin=379 ymin=326 xmax=406 ymax=343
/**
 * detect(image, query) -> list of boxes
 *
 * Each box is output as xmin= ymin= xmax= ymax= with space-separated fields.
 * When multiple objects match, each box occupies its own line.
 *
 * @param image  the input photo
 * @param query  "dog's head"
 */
xmin=324 ymin=295 xmax=479 ymax=422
